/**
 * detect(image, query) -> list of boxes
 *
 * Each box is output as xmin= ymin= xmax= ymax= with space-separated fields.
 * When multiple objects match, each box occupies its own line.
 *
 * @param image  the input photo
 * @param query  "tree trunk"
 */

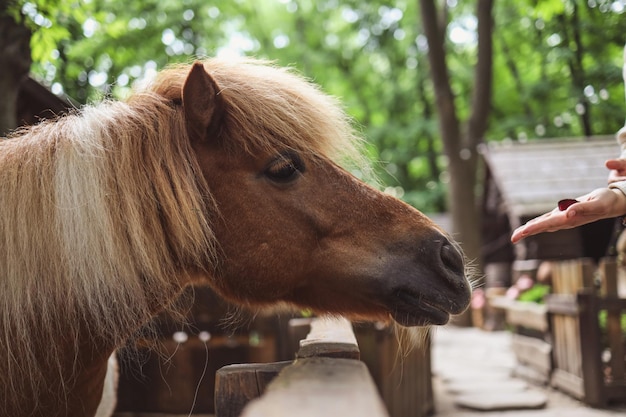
xmin=419 ymin=0 xmax=494 ymax=281
xmin=558 ymin=3 xmax=592 ymax=136
xmin=0 ymin=11 xmax=32 ymax=136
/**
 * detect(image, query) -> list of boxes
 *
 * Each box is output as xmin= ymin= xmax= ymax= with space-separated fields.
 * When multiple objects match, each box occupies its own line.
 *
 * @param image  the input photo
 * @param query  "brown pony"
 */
xmin=0 ymin=58 xmax=471 ymax=416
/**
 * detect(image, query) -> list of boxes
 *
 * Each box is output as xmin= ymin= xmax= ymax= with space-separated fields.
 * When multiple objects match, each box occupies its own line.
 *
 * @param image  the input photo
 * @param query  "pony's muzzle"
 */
xmin=386 ymin=233 xmax=471 ymax=327
xmin=440 ymin=240 xmax=465 ymax=279
xmin=437 ymin=238 xmax=471 ymax=314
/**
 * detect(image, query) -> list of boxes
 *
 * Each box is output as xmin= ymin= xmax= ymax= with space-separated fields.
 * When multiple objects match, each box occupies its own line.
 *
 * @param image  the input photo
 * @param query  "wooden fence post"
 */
xmin=215 ymin=361 xmax=291 ymax=417
xmin=577 ymin=289 xmax=605 ymax=407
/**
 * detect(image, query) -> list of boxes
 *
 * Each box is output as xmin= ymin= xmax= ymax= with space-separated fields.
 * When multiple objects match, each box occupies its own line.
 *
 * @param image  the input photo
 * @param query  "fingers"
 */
xmin=606 ymin=159 xmax=626 ymax=171
xmin=606 ymin=159 xmax=626 ymax=183
xmin=511 ymin=208 xmax=570 ymax=243
xmin=511 ymin=188 xmax=620 ymax=243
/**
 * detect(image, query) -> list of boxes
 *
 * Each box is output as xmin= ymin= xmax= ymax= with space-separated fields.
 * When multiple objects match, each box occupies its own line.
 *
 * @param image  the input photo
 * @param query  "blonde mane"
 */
xmin=153 ymin=58 xmax=363 ymax=162
xmin=0 ymin=58 xmax=363 ymax=409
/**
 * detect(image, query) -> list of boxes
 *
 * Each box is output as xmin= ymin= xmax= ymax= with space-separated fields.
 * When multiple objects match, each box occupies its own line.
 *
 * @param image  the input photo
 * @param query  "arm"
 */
xmin=511 ymin=186 xmax=626 ymax=244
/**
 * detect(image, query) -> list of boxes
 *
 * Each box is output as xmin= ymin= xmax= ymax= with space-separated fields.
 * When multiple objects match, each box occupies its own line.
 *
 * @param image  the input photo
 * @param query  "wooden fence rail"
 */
xmin=215 ymin=317 xmax=389 ymax=417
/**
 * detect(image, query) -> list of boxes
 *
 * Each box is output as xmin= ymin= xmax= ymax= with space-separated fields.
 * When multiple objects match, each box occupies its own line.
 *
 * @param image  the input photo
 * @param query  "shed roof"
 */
xmin=480 ymin=136 xmax=618 ymax=219
xmin=17 ymin=76 xmax=74 ymax=126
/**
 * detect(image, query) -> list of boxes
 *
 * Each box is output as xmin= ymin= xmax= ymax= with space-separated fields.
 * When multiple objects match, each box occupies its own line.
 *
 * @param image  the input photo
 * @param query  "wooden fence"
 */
xmin=355 ymin=324 xmax=434 ymax=417
xmin=115 ymin=307 xmax=434 ymax=416
xmin=215 ymin=317 xmax=434 ymax=417
xmin=489 ymin=296 xmax=551 ymax=384
xmin=215 ymin=317 xmax=389 ymax=417
xmin=546 ymin=258 xmax=626 ymax=407
xmin=493 ymin=257 xmax=626 ymax=407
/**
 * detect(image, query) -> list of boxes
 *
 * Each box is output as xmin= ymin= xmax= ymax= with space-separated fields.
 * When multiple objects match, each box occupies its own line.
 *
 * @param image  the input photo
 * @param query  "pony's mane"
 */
xmin=152 ymin=58 xmax=364 ymax=166
xmin=0 ymin=57 xmax=364 ymax=409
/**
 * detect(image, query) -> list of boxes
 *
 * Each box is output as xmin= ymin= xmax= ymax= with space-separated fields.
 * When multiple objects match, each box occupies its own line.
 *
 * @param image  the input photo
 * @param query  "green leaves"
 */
xmin=17 ymin=0 xmax=626 ymax=214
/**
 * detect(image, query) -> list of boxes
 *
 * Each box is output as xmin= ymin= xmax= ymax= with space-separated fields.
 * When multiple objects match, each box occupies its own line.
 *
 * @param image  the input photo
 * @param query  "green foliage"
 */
xmin=15 ymin=0 xmax=626 ymax=214
xmin=598 ymin=310 xmax=626 ymax=333
xmin=517 ymin=284 xmax=551 ymax=303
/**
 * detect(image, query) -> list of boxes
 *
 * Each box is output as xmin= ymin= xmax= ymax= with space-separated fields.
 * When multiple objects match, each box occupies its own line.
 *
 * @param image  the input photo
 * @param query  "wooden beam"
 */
xmin=545 ymin=294 xmax=578 ymax=316
xmin=215 ymin=317 xmax=378 ymax=417
xmin=577 ymin=290 xmax=606 ymax=407
xmin=240 ymin=357 xmax=389 ymax=417
xmin=297 ymin=317 xmax=359 ymax=360
xmin=215 ymin=361 xmax=291 ymax=417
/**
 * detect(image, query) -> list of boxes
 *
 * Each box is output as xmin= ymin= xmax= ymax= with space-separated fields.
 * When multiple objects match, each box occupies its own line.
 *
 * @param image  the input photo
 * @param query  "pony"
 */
xmin=0 ymin=58 xmax=471 ymax=416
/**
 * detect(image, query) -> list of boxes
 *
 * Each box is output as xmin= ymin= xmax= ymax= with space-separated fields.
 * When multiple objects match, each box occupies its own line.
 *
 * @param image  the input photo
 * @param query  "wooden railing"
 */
xmin=215 ymin=317 xmax=389 ymax=417
xmin=493 ymin=257 xmax=626 ymax=407
xmin=546 ymin=258 xmax=626 ymax=407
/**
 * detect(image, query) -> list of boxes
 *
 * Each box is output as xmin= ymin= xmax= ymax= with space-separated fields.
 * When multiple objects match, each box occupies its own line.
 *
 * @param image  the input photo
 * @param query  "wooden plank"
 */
xmin=599 ymin=258 xmax=618 ymax=297
xmin=378 ymin=327 xmax=433 ymax=417
xmin=577 ymin=290 xmax=606 ymax=407
xmin=240 ymin=357 xmax=389 ymax=417
xmin=580 ymin=259 xmax=595 ymax=289
xmin=287 ymin=318 xmax=313 ymax=359
xmin=552 ymin=259 xmax=594 ymax=295
xmin=489 ymin=297 xmax=549 ymax=331
xmin=598 ymin=297 xmax=626 ymax=310
xmin=551 ymin=369 xmax=584 ymax=399
xmin=215 ymin=317 xmax=364 ymax=417
xmin=599 ymin=259 xmax=625 ymax=381
xmin=297 ymin=317 xmax=359 ymax=360
xmin=215 ymin=361 xmax=291 ymax=417
xmin=354 ymin=323 xmax=433 ymax=417
xmin=511 ymin=334 xmax=552 ymax=374
xmin=568 ymin=315 xmax=582 ymax=376
xmin=545 ymin=294 xmax=578 ymax=316
xmin=507 ymin=303 xmax=548 ymax=332
xmin=552 ymin=314 xmax=567 ymax=376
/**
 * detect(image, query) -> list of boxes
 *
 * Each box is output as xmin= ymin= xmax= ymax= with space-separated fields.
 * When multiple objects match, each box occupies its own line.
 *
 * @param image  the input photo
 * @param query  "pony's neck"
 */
xmin=60 ymin=338 xmax=113 ymax=417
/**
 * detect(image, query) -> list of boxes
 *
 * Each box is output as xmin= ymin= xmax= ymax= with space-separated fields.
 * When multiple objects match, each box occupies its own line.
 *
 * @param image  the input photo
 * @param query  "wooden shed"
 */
xmin=480 ymin=136 xmax=619 ymax=264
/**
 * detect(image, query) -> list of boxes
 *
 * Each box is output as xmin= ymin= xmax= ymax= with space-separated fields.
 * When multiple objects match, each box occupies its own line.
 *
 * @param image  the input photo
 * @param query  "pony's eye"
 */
xmin=264 ymin=152 xmax=305 ymax=183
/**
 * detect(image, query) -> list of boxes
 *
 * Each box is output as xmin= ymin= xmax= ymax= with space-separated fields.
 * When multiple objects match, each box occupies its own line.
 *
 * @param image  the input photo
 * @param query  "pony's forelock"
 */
xmin=151 ymin=58 xmax=369 ymax=173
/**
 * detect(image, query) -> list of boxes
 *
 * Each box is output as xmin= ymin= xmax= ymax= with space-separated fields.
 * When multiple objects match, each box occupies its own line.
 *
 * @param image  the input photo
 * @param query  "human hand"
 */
xmin=511 ymin=187 xmax=626 ymax=243
xmin=606 ymin=158 xmax=626 ymax=183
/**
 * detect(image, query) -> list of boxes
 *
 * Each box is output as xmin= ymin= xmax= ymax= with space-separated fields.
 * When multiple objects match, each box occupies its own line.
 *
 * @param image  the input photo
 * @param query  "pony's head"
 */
xmin=152 ymin=60 xmax=471 ymax=327
xmin=0 ymin=57 xmax=470 ymax=416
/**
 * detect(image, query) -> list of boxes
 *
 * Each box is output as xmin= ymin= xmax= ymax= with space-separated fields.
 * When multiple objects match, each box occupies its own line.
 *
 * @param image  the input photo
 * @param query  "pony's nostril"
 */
xmin=440 ymin=240 xmax=464 ymax=276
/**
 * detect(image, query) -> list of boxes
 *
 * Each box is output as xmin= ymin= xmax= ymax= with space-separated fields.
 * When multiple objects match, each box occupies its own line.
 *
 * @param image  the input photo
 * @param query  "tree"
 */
xmin=3 ymin=0 xmax=624 ymax=244
xmin=419 ymin=0 xmax=493 ymax=271
xmin=0 ymin=3 xmax=31 ymax=135
xmin=490 ymin=0 xmax=624 ymax=141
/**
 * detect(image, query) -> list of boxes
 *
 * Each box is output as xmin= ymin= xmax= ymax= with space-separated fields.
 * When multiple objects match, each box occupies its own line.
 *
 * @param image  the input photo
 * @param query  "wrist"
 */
xmin=608 ymin=185 xmax=626 ymax=218
xmin=609 ymin=180 xmax=626 ymax=197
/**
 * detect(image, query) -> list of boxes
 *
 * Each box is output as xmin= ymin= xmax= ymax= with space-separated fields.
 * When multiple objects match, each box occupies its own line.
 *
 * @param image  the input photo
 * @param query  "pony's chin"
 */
xmin=391 ymin=309 xmax=449 ymax=327
xmin=390 ymin=293 xmax=451 ymax=327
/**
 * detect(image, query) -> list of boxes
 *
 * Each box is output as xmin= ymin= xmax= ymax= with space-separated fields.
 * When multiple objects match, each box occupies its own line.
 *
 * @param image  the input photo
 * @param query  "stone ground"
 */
xmin=432 ymin=326 xmax=626 ymax=417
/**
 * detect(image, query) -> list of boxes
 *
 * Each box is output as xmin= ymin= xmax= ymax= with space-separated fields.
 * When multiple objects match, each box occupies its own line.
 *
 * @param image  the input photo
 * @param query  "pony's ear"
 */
xmin=182 ymin=62 xmax=224 ymax=142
